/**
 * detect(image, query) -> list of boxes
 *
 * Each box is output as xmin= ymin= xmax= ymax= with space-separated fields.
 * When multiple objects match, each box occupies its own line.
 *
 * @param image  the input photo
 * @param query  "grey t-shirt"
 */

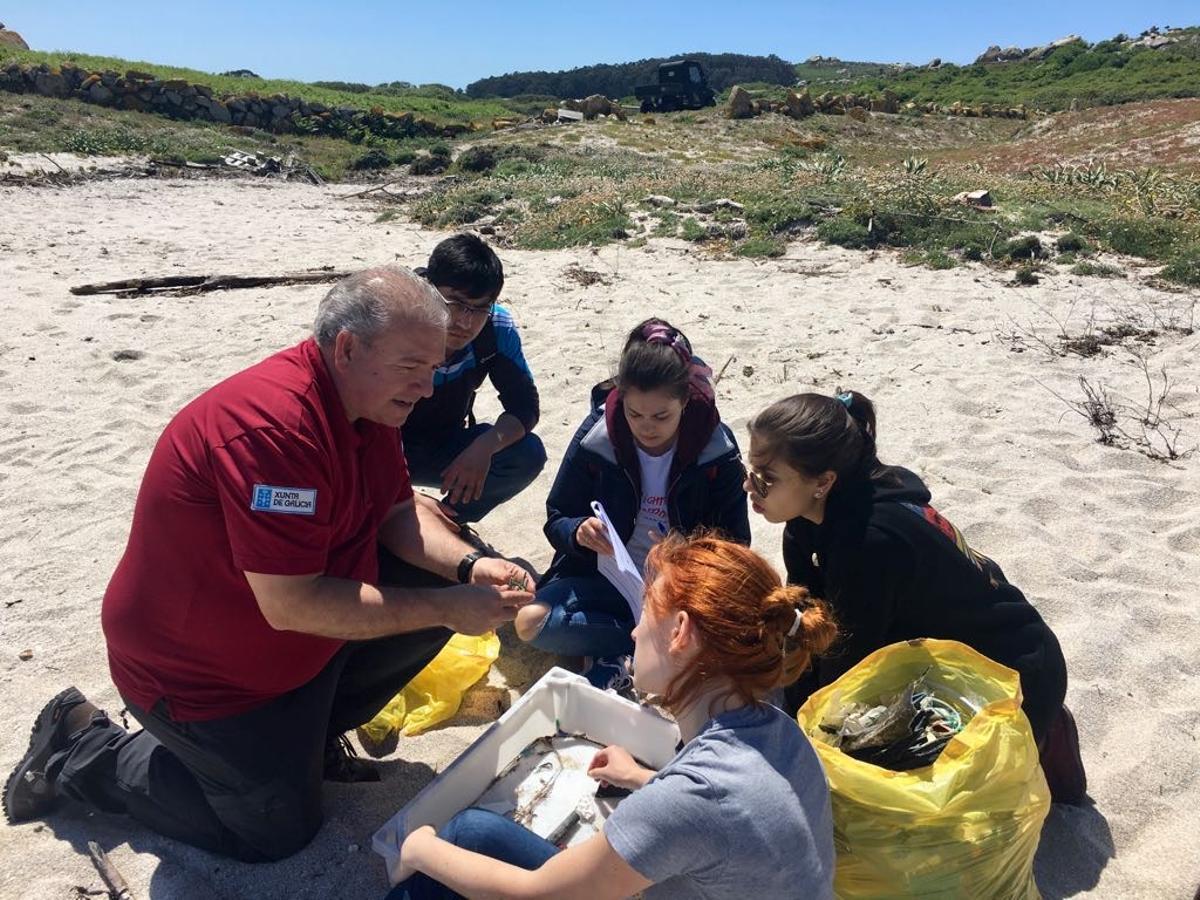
xmin=605 ymin=703 xmax=835 ymax=899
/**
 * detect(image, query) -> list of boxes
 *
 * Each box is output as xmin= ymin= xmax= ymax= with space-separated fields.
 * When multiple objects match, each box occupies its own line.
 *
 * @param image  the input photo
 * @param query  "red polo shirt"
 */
xmin=102 ymin=338 xmax=412 ymax=721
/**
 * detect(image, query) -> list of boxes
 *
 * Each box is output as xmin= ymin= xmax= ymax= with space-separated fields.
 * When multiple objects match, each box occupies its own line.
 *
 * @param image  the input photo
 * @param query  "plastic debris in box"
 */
xmin=373 ymin=667 xmax=679 ymax=885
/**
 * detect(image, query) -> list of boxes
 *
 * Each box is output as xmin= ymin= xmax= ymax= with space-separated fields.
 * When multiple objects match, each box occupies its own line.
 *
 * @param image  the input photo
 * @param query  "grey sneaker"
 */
xmin=3 ymin=687 xmax=96 ymax=824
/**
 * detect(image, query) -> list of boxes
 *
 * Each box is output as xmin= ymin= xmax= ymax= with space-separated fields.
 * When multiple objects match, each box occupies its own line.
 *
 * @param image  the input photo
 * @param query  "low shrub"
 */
xmin=817 ymin=216 xmax=874 ymax=249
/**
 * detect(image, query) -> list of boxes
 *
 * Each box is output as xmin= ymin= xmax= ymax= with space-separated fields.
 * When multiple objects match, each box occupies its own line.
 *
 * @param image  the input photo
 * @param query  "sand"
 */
xmin=1 ymin=172 xmax=1198 ymax=899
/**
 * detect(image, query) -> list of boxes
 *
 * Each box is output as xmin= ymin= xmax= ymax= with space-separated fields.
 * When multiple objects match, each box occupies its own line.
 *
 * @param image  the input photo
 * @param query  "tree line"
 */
xmin=464 ymin=52 xmax=798 ymax=99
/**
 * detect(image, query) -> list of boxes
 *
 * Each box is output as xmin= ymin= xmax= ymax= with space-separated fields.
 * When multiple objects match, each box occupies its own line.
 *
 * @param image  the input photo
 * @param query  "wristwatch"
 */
xmin=457 ymin=550 xmax=485 ymax=584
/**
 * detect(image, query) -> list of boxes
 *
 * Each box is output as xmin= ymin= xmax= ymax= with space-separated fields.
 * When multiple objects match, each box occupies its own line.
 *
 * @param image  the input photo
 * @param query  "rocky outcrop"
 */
xmin=0 ymin=61 xmax=475 ymax=139
xmin=560 ymin=94 xmax=626 ymax=120
xmin=0 ymin=23 xmax=29 ymax=50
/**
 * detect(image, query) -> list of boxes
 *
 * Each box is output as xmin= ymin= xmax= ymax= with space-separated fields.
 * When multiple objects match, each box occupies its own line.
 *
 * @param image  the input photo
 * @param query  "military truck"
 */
xmin=634 ymin=59 xmax=717 ymax=113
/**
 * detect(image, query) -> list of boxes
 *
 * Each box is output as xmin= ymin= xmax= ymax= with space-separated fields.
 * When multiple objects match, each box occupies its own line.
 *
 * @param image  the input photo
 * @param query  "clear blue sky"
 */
xmin=6 ymin=1 xmax=1196 ymax=88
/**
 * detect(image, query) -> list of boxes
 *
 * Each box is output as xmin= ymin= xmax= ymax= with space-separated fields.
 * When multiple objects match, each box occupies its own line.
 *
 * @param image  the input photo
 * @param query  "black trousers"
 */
xmin=49 ymin=550 xmax=453 ymax=862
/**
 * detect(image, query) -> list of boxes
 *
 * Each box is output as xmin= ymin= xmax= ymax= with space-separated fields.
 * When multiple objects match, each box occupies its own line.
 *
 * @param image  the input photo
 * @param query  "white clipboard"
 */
xmin=590 ymin=501 xmax=645 ymax=621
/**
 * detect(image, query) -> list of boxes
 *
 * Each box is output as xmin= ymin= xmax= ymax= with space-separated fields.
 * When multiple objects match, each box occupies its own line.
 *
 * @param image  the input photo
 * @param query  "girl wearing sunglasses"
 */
xmin=514 ymin=319 xmax=750 ymax=689
xmin=744 ymin=391 xmax=1085 ymax=803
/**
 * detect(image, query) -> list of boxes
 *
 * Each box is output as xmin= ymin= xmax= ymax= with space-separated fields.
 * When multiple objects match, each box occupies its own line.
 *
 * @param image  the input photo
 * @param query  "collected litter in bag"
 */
xmin=798 ymin=639 xmax=1050 ymax=899
xmin=821 ymin=675 xmax=964 ymax=771
xmin=361 ymin=632 xmax=500 ymax=740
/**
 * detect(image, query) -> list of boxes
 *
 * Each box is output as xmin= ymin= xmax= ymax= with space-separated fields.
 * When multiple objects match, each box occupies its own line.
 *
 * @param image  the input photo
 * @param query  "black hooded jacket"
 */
xmin=784 ymin=466 xmax=1066 ymax=740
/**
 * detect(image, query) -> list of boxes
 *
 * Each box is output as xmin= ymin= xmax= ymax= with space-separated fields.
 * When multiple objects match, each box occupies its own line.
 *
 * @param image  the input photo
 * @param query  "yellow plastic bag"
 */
xmin=361 ymin=632 xmax=500 ymax=740
xmin=797 ymin=639 xmax=1050 ymax=899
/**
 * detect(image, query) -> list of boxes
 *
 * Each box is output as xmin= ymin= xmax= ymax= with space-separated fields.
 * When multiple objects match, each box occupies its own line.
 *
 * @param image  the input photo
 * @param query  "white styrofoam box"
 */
xmin=372 ymin=666 xmax=680 ymax=885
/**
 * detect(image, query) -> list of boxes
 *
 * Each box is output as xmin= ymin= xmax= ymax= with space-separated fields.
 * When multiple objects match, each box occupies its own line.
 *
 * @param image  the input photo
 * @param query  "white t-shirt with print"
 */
xmin=627 ymin=446 xmax=675 ymax=571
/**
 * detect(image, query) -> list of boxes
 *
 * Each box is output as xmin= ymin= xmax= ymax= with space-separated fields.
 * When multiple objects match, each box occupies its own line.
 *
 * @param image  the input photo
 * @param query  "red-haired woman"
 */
xmin=390 ymin=535 xmax=837 ymax=900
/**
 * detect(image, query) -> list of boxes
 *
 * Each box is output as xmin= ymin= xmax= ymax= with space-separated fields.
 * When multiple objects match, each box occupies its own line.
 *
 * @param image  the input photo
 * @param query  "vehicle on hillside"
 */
xmin=634 ymin=59 xmax=717 ymax=113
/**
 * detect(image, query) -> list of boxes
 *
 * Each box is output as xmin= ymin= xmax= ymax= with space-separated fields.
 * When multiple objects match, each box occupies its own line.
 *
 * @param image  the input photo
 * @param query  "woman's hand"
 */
xmin=588 ymin=745 xmax=655 ymax=791
xmin=398 ymin=824 xmax=437 ymax=882
xmin=575 ymin=517 xmax=614 ymax=556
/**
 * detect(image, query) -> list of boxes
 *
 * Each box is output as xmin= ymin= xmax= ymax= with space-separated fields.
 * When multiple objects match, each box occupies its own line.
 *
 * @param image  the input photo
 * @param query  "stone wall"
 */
xmin=0 ymin=61 xmax=474 ymax=140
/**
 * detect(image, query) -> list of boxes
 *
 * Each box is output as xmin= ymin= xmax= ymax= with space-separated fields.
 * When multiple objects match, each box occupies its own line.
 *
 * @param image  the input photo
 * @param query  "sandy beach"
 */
xmin=1 ymin=171 xmax=1198 ymax=899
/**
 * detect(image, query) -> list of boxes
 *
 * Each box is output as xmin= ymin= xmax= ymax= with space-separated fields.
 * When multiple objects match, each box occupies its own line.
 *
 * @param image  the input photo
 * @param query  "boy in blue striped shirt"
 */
xmin=405 ymin=234 xmax=546 ymax=523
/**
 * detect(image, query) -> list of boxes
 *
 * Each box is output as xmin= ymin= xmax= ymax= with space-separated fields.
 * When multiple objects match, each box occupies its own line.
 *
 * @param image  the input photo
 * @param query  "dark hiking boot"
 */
xmin=323 ymin=733 xmax=380 ymax=783
xmin=3 ymin=687 xmax=98 ymax=823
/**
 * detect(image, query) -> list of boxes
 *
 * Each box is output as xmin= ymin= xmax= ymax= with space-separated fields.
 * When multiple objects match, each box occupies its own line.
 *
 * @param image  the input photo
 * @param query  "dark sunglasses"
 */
xmin=743 ymin=460 xmax=772 ymax=498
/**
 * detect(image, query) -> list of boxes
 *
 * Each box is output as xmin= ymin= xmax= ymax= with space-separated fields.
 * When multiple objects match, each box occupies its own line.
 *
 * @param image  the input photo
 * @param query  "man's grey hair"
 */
xmin=313 ymin=265 xmax=448 ymax=348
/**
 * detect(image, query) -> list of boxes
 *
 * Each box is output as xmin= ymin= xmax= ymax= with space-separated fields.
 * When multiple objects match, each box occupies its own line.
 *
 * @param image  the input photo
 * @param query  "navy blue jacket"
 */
xmin=542 ymin=384 xmax=750 ymax=584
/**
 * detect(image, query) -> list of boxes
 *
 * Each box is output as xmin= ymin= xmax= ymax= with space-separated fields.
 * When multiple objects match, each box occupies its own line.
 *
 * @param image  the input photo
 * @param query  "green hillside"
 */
xmin=793 ymin=58 xmax=905 ymax=85
xmin=844 ymin=31 xmax=1200 ymax=111
xmin=0 ymin=47 xmax=514 ymax=124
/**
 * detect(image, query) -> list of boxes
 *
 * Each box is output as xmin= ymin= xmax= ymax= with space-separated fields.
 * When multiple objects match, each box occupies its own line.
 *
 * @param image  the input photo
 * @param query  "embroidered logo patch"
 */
xmin=250 ymin=484 xmax=317 ymax=515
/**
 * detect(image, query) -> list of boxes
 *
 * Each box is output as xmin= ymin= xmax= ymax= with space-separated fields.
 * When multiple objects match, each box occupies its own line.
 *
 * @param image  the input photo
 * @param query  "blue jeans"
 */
xmin=386 ymin=808 xmax=559 ymax=900
xmin=530 ymin=575 xmax=635 ymax=657
xmin=404 ymin=424 xmax=547 ymax=523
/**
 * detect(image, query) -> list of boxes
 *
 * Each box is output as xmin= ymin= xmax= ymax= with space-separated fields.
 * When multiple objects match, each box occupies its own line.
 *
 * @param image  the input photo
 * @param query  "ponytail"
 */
xmin=645 ymin=533 xmax=838 ymax=713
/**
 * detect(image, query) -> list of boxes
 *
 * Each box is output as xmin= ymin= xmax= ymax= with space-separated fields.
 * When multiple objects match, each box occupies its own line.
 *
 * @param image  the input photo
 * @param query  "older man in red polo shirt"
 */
xmin=3 ymin=266 xmax=534 ymax=861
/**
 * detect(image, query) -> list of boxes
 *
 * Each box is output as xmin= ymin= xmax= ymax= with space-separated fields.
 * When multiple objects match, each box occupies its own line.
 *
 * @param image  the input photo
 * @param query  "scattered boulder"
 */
xmin=784 ymin=88 xmax=815 ymax=119
xmin=953 ymin=190 xmax=993 ymax=208
xmin=846 ymin=106 xmax=869 ymax=123
xmin=727 ymin=85 xmax=755 ymax=120
xmin=560 ymin=94 xmax=625 ymax=120
xmin=926 ymin=58 xmax=942 ymax=69
xmin=694 ymin=198 xmax=744 ymax=215
xmin=220 ymin=69 xmax=261 ymax=79
xmin=642 ymin=195 xmax=677 ymax=208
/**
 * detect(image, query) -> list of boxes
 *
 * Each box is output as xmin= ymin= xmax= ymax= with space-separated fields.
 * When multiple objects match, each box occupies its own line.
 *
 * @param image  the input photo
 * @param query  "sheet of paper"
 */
xmin=590 ymin=500 xmax=645 ymax=621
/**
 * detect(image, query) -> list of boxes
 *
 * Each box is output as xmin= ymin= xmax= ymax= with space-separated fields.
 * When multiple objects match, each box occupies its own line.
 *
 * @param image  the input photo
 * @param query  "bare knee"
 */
xmin=515 ymin=602 xmax=550 ymax=642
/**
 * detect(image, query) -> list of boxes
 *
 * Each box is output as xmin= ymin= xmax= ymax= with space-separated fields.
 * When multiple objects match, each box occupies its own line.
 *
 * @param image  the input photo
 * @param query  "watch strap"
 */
xmin=457 ymin=550 xmax=485 ymax=584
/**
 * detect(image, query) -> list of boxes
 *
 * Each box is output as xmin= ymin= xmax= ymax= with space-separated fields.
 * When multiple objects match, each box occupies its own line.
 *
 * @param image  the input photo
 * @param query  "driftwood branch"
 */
xmin=338 ymin=178 xmax=409 ymax=200
xmin=87 ymin=841 xmax=133 ymax=900
xmin=70 ymin=270 xmax=350 ymax=297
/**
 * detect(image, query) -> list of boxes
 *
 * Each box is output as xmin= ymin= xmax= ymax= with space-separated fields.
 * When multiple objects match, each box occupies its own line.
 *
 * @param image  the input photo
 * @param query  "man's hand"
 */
xmin=440 ymin=436 xmax=496 ymax=506
xmin=588 ymin=745 xmax=655 ymax=791
xmin=470 ymin=556 xmax=537 ymax=593
xmin=440 ymin=583 xmax=532 ymax=635
xmin=575 ymin=517 xmax=614 ymax=556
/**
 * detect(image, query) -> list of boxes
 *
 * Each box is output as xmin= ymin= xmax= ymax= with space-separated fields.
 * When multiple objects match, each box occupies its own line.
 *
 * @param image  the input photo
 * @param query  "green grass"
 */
xmin=0 ymin=46 xmax=515 ymax=124
xmin=1160 ymin=249 xmax=1200 ymax=286
xmin=1071 ymin=260 xmax=1123 ymax=277
xmin=842 ymin=33 xmax=1200 ymax=111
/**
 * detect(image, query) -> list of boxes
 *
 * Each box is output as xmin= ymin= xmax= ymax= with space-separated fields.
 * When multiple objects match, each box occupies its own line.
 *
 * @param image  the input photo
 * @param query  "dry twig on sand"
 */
xmin=1042 ymin=350 xmax=1194 ymax=462
xmin=70 ymin=270 xmax=349 ymax=298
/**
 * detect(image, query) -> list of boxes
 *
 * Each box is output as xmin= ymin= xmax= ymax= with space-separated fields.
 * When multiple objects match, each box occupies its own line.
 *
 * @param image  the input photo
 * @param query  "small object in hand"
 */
xmin=86 ymin=841 xmax=133 ymax=900
xmin=506 ymin=572 xmax=531 ymax=592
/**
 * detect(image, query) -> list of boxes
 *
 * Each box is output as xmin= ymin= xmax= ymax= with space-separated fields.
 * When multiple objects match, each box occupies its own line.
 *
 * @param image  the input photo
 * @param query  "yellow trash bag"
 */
xmin=797 ymin=639 xmax=1050 ymax=899
xmin=362 ymin=632 xmax=500 ymax=740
